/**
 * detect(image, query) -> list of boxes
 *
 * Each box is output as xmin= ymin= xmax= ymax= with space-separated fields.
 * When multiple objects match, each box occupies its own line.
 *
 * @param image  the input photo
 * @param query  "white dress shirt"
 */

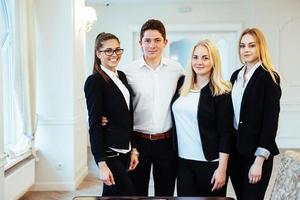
xmin=124 ymin=57 xmax=183 ymax=134
xmin=231 ymin=61 xmax=270 ymax=159
xmin=101 ymin=65 xmax=131 ymax=153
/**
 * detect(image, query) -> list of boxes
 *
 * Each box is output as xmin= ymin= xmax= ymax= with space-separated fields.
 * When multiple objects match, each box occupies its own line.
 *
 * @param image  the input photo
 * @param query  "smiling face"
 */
xmin=139 ymin=29 xmax=167 ymax=61
xmin=239 ymin=33 xmax=260 ymax=65
xmin=191 ymin=45 xmax=213 ymax=78
xmin=96 ymin=39 xmax=122 ymax=71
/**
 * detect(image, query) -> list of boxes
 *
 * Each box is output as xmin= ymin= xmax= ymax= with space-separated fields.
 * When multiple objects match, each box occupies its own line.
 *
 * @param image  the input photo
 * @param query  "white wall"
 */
xmin=32 ymin=0 xmax=88 ymax=190
xmin=1 ymin=0 xmax=299 ymax=196
xmin=87 ymin=0 xmax=300 ymax=148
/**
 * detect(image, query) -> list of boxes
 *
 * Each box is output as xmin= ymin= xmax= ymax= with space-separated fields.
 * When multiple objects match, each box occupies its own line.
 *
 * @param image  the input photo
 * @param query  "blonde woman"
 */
xmin=229 ymin=28 xmax=281 ymax=200
xmin=171 ymin=39 xmax=234 ymax=196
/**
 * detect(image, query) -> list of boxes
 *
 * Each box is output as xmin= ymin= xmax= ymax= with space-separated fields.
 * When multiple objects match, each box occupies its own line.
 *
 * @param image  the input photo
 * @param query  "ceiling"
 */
xmin=87 ymin=0 xmax=235 ymax=6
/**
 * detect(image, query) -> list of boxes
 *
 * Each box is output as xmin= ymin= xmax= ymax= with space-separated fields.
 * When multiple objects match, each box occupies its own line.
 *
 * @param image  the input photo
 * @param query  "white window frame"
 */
xmin=1 ymin=0 xmax=31 ymax=170
xmin=128 ymin=23 xmax=242 ymax=80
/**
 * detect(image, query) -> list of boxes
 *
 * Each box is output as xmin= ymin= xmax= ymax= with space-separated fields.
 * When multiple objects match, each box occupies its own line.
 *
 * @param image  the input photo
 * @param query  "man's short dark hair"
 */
xmin=140 ymin=19 xmax=166 ymax=41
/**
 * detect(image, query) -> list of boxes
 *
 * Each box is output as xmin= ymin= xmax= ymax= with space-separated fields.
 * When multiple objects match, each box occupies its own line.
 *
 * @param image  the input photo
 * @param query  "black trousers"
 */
xmin=102 ymin=152 xmax=135 ymax=196
xmin=129 ymin=137 xmax=177 ymax=196
xmin=228 ymin=153 xmax=273 ymax=200
xmin=177 ymin=157 xmax=227 ymax=197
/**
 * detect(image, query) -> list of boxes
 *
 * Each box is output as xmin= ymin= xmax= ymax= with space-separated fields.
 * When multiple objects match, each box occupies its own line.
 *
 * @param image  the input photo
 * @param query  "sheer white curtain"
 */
xmin=5 ymin=0 xmax=37 ymax=160
xmin=0 ymin=0 xmax=8 ymax=167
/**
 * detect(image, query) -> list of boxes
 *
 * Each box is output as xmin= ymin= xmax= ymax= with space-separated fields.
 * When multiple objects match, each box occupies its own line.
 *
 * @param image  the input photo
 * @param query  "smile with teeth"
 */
xmin=109 ymin=58 xmax=118 ymax=62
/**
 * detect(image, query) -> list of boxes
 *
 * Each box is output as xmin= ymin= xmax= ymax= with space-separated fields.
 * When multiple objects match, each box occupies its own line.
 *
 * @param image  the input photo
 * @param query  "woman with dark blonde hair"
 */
xmin=229 ymin=28 xmax=281 ymax=200
xmin=84 ymin=32 xmax=138 ymax=196
xmin=172 ymin=39 xmax=234 ymax=196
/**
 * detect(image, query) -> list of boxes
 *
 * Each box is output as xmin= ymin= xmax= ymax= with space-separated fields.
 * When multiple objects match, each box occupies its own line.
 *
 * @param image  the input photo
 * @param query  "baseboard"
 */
xmin=31 ymin=181 xmax=77 ymax=191
xmin=31 ymin=165 xmax=88 ymax=191
xmin=75 ymin=164 xmax=88 ymax=188
xmin=277 ymin=137 xmax=300 ymax=148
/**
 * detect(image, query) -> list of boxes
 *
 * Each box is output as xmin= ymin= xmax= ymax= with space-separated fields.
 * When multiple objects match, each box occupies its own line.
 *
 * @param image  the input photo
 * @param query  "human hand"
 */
xmin=98 ymin=161 xmax=115 ymax=186
xmin=101 ymin=116 xmax=108 ymax=126
xmin=128 ymin=149 xmax=139 ymax=171
xmin=211 ymin=167 xmax=226 ymax=191
xmin=248 ymin=156 xmax=264 ymax=184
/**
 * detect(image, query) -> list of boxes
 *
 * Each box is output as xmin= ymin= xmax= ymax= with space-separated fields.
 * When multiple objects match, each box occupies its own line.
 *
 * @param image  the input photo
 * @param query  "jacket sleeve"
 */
xmin=216 ymin=93 xmax=235 ymax=154
xmin=259 ymin=73 xmax=281 ymax=151
xmin=84 ymin=75 xmax=106 ymax=164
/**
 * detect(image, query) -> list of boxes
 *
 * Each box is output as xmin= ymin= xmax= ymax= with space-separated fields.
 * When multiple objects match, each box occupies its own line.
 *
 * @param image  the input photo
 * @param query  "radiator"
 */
xmin=4 ymin=158 xmax=35 ymax=200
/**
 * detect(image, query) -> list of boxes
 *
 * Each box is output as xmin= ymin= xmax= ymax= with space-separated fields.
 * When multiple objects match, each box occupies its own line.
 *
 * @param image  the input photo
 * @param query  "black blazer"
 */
xmin=171 ymin=77 xmax=234 ymax=161
xmin=84 ymin=70 xmax=134 ymax=164
xmin=230 ymin=65 xmax=281 ymax=157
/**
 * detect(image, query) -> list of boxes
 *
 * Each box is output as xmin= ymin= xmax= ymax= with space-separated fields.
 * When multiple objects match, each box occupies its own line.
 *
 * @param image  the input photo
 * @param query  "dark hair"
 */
xmin=140 ymin=19 xmax=166 ymax=41
xmin=93 ymin=32 xmax=120 ymax=80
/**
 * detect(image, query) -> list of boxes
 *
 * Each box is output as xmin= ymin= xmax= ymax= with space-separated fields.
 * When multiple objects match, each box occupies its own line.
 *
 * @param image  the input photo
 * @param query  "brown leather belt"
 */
xmin=134 ymin=130 xmax=171 ymax=140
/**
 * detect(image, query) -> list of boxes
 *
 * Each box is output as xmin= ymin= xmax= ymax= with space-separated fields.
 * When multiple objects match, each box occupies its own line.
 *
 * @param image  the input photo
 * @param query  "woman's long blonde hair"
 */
xmin=180 ymin=39 xmax=231 ymax=96
xmin=239 ymin=28 xmax=279 ymax=84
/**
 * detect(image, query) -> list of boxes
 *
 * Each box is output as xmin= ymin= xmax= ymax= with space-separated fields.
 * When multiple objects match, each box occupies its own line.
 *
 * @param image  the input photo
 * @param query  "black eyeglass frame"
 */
xmin=98 ymin=48 xmax=124 ymax=56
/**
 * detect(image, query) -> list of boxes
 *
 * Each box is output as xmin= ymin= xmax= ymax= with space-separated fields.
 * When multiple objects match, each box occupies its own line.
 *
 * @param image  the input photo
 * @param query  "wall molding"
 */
xmin=277 ymin=137 xmax=300 ymax=149
xmin=89 ymin=0 xmax=240 ymax=6
xmin=278 ymin=15 xmax=300 ymax=86
xmin=38 ymin=114 xmax=87 ymax=126
xmin=128 ymin=22 xmax=243 ymax=61
xmin=279 ymin=15 xmax=300 ymax=33
xmin=31 ymin=181 xmax=77 ymax=191
xmin=281 ymin=101 xmax=300 ymax=112
xmin=75 ymin=164 xmax=88 ymax=188
xmin=31 ymin=161 xmax=88 ymax=191
xmin=129 ymin=22 xmax=243 ymax=32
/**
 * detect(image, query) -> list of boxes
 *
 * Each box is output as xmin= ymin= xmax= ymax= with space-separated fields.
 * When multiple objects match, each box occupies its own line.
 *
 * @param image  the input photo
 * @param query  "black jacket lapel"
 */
xmin=240 ymin=66 xmax=263 ymax=116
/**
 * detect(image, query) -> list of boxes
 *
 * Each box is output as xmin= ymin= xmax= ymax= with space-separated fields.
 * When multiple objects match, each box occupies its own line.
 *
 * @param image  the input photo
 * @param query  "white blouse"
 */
xmin=231 ymin=61 xmax=261 ymax=129
xmin=172 ymin=90 xmax=215 ymax=162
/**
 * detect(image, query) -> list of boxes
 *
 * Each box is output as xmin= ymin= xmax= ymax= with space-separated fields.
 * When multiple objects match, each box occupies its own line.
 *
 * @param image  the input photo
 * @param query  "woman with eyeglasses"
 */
xmin=84 ymin=32 xmax=138 ymax=196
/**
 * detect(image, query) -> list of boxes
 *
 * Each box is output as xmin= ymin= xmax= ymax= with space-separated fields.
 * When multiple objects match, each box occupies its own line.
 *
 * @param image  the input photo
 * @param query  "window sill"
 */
xmin=4 ymin=150 xmax=32 ymax=171
xmin=0 ymin=154 xmax=7 ymax=168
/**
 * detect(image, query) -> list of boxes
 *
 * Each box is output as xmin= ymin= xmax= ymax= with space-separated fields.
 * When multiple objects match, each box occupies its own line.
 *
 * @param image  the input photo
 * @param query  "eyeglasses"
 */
xmin=98 ymin=48 xmax=124 ymax=56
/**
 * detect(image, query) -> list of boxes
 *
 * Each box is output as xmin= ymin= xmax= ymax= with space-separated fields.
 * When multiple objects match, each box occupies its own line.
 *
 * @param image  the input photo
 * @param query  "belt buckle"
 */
xmin=149 ymin=134 xmax=154 ymax=140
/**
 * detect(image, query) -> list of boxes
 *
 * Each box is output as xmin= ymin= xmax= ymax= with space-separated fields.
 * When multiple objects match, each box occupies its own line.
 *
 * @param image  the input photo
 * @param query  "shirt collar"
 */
xmin=237 ymin=61 xmax=261 ymax=80
xmin=101 ymin=65 xmax=118 ymax=77
xmin=138 ymin=57 xmax=167 ymax=69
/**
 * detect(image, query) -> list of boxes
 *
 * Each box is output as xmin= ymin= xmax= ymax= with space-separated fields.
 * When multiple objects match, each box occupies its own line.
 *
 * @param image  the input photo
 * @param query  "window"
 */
xmin=0 ymin=0 xmax=8 ymax=46
xmin=131 ymin=24 xmax=241 ymax=80
xmin=1 ymin=0 xmax=31 ymax=167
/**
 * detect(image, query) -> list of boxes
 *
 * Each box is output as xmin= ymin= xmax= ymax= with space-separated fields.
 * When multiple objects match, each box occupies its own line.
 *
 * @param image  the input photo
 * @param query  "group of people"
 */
xmin=84 ymin=19 xmax=281 ymax=200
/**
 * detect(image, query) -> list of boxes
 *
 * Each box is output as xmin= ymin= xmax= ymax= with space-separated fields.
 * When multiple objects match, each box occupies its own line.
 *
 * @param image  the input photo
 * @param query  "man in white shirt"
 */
xmin=124 ymin=19 xmax=183 ymax=196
